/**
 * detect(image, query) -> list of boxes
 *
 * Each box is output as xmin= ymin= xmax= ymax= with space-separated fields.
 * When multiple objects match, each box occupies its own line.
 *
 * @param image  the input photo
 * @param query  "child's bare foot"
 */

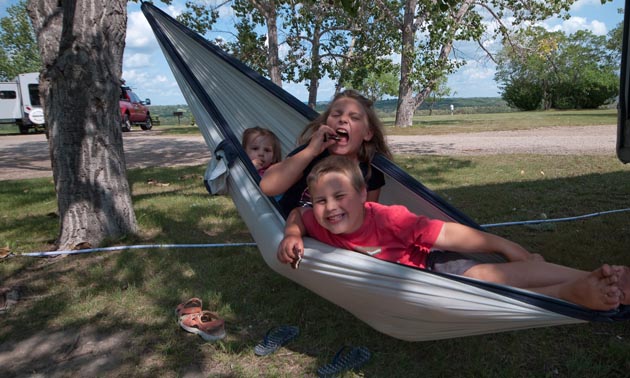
xmin=612 ymin=265 xmax=630 ymax=305
xmin=561 ymin=265 xmax=620 ymax=311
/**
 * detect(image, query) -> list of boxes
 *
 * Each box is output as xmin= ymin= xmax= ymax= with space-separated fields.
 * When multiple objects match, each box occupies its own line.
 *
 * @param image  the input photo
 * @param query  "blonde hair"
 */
xmin=242 ymin=126 xmax=282 ymax=164
xmin=307 ymin=155 xmax=366 ymax=194
xmin=298 ymin=89 xmax=392 ymax=163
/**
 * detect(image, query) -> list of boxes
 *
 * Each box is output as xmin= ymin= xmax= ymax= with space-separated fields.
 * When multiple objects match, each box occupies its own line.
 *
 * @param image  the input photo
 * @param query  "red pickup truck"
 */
xmin=120 ymin=85 xmax=152 ymax=131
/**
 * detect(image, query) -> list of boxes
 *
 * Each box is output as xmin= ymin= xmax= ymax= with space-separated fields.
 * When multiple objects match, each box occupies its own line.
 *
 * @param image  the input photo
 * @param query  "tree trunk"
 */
xmin=394 ymin=0 xmax=417 ymax=127
xmin=396 ymin=0 xmax=473 ymax=127
xmin=27 ymin=0 xmax=137 ymax=250
xmin=264 ymin=2 xmax=282 ymax=87
xmin=307 ymin=18 xmax=321 ymax=109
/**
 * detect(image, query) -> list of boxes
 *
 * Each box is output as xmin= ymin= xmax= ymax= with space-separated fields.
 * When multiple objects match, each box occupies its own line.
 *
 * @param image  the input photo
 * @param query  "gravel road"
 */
xmin=0 ymin=125 xmax=618 ymax=181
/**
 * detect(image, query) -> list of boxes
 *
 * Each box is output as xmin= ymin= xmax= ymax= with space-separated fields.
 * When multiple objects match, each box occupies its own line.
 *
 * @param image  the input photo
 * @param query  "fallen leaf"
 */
xmin=73 ymin=242 xmax=93 ymax=250
xmin=0 ymin=247 xmax=11 ymax=259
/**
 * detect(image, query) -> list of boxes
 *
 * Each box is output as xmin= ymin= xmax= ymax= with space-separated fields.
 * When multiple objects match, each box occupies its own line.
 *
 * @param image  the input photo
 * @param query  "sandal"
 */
xmin=254 ymin=325 xmax=300 ymax=356
xmin=175 ymin=297 xmax=202 ymax=318
xmin=178 ymin=310 xmax=226 ymax=341
xmin=316 ymin=346 xmax=371 ymax=378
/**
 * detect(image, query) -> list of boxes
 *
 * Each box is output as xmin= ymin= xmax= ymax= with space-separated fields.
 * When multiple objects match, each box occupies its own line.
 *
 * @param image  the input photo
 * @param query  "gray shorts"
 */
xmin=426 ymin=251 xmax=482 ymax=275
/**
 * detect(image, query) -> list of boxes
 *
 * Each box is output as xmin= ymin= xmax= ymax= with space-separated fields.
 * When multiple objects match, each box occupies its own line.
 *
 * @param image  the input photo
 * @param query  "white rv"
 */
xmin=0 ymin=72 xmax=45 ymax=134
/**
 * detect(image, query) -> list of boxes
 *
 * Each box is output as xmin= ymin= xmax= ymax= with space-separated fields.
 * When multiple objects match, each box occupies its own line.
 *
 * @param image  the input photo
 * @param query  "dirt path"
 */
xmin=0 ymin=125 xmax=618 ymax=181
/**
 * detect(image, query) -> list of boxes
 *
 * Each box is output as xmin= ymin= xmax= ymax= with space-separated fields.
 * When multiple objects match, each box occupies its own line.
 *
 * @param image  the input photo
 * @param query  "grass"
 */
xmin=382 ymin=108 xmax=618 ymax=135
xmin=0 ymin=108 xmax=617 ymax=137
xmin=1 ymin=151 xmax=630 ymax=376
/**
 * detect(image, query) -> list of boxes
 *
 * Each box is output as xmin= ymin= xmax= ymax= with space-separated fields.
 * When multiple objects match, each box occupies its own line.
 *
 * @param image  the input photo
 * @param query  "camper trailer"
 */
xmin=0 ymin=72 xmax=44 ymax=134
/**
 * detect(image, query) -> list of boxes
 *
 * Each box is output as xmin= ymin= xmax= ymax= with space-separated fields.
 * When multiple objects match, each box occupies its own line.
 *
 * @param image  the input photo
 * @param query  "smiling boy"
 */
xmin=277 ymin=155 xmax=630 ymax=311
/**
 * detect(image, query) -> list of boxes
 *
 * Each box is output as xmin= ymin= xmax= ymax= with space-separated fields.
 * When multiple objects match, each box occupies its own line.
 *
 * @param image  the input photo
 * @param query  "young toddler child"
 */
xmin=242 ymin=126 xmax=282 ymax=176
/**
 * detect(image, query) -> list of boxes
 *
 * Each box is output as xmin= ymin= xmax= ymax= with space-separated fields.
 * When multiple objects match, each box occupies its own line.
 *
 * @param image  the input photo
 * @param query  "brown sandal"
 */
xmin=175 ymin=297 xmax=202 ymax=318
xmin=178 ymin=310 xmax=226 ymax=341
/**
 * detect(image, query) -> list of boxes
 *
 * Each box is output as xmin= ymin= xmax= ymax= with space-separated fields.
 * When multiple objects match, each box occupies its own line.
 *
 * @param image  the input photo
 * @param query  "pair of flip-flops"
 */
xmin=316 ymin=346 xmax=371 ymax=378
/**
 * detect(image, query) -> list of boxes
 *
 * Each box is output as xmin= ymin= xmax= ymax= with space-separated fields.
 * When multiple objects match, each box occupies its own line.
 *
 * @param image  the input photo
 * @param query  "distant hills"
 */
xmin=151 ymin=97 xmax=509 ymax=124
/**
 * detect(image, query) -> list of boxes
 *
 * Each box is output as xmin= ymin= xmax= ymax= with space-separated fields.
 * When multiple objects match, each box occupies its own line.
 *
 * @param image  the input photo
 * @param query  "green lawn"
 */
xmin=1 ymin=150 xmax=629 ymax=377
xmin=1 ymin=108 xmax=616 ymax=137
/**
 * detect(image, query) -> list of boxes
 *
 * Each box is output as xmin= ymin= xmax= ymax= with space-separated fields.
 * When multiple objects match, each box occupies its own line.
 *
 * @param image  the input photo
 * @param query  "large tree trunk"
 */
xmin=264 ymin=2 xmax=282 ymax=87
xmin=394 ymin=0 xmax=417 ymax=128
xmin=27 ymin=0 xmax=137 ymax=250
xmin=395 ymin=0 xmax=473 ymax=127
xmin=307 ymin=18 xmax=321 ymax=109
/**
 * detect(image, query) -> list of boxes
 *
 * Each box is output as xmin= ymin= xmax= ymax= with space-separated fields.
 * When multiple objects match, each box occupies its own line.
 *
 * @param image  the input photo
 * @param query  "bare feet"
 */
xmin=560 ymin=265 xmax=621 ymax=311
xmin=612 ymin=265 xmax=630 ymax=305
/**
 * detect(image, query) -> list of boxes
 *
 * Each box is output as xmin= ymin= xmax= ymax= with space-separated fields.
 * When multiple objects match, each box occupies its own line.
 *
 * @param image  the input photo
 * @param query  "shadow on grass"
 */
xmin=1 ymin=161 xmax=629 ymax=376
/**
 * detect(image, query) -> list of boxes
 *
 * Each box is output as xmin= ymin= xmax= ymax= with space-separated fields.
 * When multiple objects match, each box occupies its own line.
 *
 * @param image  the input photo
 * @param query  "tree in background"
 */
xmin=496 ymin=27 xmax=618 ymax=111
xmin=367 ymin=0 xmax=579 ymax=127
xmin=178 ymin=1 xmax=577 ymax=118
xmin=178 ymin=1 xmax=284 ymax=87
xmin=349 ymin=67 xmax=400 ymax=103
xmin=0 ymin=0 xmax=41 ymax=80
xmin=179 ymin=1 xmax=398 ymax=108
xmin=425 ymin=76 xmax=453 ymax=115
xmin=27 ymin=0 xmax=138 ymax=250
xmin=282 ymin=2 xmax=382 ymax=107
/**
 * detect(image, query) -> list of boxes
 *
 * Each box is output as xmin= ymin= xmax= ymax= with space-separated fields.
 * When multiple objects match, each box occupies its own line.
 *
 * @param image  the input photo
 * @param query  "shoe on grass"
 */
xmin=178 ymin=310 xmax=226 ymax=341
xmin=175 ymin=297 xmax=202 ymax=318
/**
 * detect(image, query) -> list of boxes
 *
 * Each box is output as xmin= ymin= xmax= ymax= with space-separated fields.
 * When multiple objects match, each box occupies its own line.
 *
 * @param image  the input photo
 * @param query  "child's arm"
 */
xmin=260 ymin=125 xmax=337 ymax=196
xmin=433 ymin=222 xmax=543 ymax=262
xmin=366 ymin=188 xmax=381 ymax=202
xmin=277 ymin=208 xmax=308 ymax=266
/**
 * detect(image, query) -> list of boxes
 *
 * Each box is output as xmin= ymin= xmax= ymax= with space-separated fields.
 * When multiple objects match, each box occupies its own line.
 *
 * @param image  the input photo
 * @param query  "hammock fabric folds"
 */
xmin=141 ymin=2 xmax=629 ymax=341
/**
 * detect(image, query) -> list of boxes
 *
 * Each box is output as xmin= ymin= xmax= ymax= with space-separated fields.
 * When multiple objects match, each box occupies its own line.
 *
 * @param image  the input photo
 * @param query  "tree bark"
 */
xmin=394 ymin=0 xmax=417 ymax=128
xmin=307 ymin=16 xmax=321 ymax=109
xmin=263 ymin=2 xmax=282 ymax=87
xmin=251 ymin=0 xmax=282 ymax=87
xmin=27 ymin=0 xmax=137 ymax=250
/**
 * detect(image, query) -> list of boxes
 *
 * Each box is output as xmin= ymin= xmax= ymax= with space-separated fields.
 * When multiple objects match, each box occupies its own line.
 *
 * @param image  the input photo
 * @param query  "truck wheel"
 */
xmin=141 ymin=116 xmax=153 ymax=131
xmin=121 ymin=114 xmax=132 ymax=132
xmin=19 ymin=124 xmax=29 ymax=134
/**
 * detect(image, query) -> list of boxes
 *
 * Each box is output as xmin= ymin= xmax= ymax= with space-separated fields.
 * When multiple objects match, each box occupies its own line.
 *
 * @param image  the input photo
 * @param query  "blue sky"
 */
xmin=0 ymin=0 xmax=625 ymax=105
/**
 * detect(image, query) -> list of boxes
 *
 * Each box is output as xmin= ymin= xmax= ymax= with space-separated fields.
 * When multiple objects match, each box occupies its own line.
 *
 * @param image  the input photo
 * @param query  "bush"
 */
xmin=500 ymin=78 xmax=543 ymax=111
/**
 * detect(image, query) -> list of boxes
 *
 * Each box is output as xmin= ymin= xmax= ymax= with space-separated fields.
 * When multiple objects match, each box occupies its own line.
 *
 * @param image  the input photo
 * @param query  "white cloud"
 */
xmin=124 ymin=53 xmax=151 ymax=68
xmin=125 ymin=11 xmax=158 ymax=50
xmin=546 ymin=16 xmax=608 ymax=35
xmin=571 ymin=0 xmax=601 ymax=12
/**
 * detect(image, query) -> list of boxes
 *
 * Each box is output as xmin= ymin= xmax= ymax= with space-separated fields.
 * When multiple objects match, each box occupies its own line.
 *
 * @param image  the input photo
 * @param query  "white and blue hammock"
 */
xmin=141 ymin=2 xmax=629 ymax=341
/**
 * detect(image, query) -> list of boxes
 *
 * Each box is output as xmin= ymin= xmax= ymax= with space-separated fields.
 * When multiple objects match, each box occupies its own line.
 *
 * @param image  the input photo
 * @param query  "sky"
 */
xmin=0 ymin=0 xmax=625 ymax=105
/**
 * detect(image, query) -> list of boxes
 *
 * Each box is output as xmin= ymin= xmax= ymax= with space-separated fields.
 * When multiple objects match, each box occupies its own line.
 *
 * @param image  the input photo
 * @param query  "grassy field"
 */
xmin=0 ymin=108 xmax=618 ymax=137
xmin=1 ymin=147 xmax=629 ymax=376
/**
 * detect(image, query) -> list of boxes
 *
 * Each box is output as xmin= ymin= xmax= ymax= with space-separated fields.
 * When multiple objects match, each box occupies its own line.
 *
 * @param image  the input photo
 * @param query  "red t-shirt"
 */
xmin=301 ymin=202 xmax=444 ymax=268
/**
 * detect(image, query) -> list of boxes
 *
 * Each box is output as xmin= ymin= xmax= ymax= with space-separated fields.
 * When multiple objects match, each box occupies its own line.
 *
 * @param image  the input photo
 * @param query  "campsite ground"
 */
xmin=0 ymin=124 xmax=617 ymax=181
xmin=1 ymin=122 xmax=629 ymax=377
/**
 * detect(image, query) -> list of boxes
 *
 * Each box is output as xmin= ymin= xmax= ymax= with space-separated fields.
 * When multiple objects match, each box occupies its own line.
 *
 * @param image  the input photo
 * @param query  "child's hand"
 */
xmin=277 ymin=235 xmax=304 ymax=268
xmin=307 ymin=124 xmax=338 ymax=154
xmin=251 ymin=158 xmax=264 ymax=169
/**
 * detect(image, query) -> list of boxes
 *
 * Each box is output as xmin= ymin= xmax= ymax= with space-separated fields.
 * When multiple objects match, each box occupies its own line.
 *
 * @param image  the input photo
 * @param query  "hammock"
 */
xmin=141 ymin=2 xmax=629 ymax=341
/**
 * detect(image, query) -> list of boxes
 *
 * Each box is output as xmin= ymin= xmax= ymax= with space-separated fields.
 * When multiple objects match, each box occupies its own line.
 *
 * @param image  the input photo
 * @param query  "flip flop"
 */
xmin=316 ymin=346 xmax=371 ymax=378
xmin=254 ymin=325 xmax=300 ymax=356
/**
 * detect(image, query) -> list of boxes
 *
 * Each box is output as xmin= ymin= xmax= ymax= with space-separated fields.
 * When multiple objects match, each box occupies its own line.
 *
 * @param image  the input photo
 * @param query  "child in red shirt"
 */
xmin=277 ymin=155 xmax=630 ymax=311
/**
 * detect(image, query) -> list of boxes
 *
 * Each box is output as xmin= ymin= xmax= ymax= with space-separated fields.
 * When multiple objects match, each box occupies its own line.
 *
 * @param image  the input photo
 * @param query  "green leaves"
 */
xmin=0 ymin=0 xmax=41 ymax=80
xmin=496 ymin=27 xmax=619 ymax=110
